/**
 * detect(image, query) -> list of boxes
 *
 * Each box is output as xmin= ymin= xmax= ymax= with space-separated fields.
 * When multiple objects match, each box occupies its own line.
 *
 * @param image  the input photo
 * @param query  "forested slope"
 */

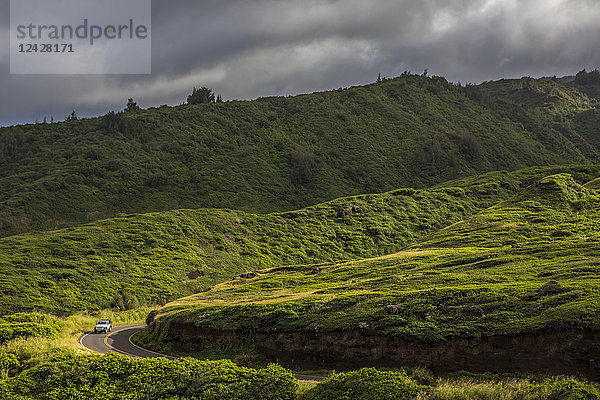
xmin=2 ymin=74 xmax=599 ymax=237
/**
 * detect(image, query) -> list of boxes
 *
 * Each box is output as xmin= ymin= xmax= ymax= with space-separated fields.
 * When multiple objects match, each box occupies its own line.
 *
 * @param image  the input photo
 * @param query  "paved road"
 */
xmin=79 ymin=324 xmax=175 ymax=359
xmin=80 ymin=324 xmax=325 ymax=382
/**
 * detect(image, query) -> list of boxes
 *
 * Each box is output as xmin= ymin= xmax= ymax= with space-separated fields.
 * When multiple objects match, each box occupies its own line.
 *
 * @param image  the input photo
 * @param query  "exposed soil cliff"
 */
xmin=159 ymin=323 xmax=600 ymax=379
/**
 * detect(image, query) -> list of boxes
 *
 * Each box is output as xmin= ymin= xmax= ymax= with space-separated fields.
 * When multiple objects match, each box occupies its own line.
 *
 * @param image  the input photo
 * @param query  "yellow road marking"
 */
xmin=103 ymin=326 xmax=144 ymax=359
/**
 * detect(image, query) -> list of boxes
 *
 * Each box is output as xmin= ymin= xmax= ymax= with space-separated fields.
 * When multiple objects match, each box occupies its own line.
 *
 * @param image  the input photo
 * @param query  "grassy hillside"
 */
xmin=477 ymin=77 xmax=600 ymax=161
xmin=2 ymin=166 xmax=598 ymax=315
xmin=1 ymin=74 xmax=599 ymax=237
xmin=478 ymin=77 xmax=594 ymax=112
xmin=142 ymin=172 xmax=600 ymax=343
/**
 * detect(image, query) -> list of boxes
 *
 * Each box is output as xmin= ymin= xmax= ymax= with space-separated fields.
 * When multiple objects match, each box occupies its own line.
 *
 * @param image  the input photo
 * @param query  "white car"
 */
xmin=94 ymin=319 xmax=112 ymax=334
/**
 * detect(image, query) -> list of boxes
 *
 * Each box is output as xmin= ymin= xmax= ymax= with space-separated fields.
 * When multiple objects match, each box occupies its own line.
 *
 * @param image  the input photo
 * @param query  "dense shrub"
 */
xmin=187 ymin=86 xmax=216 ymax=104
xmin=0 ymin=354 xmax=297 ymax=400
xmin=289 ymin=147 xmax=316 ymax=185
xmin=0 ymin=314 xmax=61 ymax=344
xmin=459 ymin=133 xmax=481 ymax=160
xmin=110 ymin=289 xmax=141 ymax=311
xmin=0 ymin=354 xmax=19 ymax=378
xmin=546 ymin=378 xmax=600 ymax=400
xmin=300 ymin=368 xmax=425 ymax=400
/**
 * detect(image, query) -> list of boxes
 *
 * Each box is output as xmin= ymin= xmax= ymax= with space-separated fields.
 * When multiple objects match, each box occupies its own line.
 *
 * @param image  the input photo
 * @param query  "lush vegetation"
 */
xmin=0 ymin=313 xmax=597 ymax=400
xmin=0 ymin=309 xmax=149 ymax=386
xmin=419 ymin=377 xmax=600 ymax=400
xmin=5 ymin=166 xmax=596 ymax=315
xmin=142 ymin=172 xmax=600 ymax=343
xmin=0 ymin=354 xmax=298 ymax=400
xmin=1 ymin=340 xmax=597 ymax=400
xmin=2 ymin=74 xmax=600 ymax=237
xmin=300 ymin=368 xmax=425 ymax=400
xmin=299 ymin=368 xmax=600 ymax=400
xmin=0 ymin=314 xmax=61 ymax=345
xmin=3 ymin=72 xmax=600 ymax=398
xmin=0 ymin=309 xmax=150 ymax=374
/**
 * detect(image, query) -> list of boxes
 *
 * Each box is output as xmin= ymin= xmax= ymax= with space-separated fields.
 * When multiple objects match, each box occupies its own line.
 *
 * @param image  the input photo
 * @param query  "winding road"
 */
xmin=79 ymin=324 xmax=175 ymax=359
xmin=79 ymin=324 xmax=325 ymax=382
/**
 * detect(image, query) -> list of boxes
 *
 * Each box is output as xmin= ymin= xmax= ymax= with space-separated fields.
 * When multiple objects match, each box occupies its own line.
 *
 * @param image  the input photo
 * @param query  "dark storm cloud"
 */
xmin=2 ymin=0 xmax=600 ymax=125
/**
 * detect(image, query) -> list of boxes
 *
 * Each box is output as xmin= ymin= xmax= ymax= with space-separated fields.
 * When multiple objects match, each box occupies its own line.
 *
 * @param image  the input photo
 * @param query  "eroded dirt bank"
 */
xmin=160 ymin=322 xmax=600 ymax=379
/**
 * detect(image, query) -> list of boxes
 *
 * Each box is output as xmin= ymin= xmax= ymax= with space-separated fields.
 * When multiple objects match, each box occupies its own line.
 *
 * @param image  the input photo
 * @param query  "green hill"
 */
xmin=140 ymin=172 xmax=600 ymax=347
xmin=1 ymin=165 xmax=597 ymax=315
xmin=3 ymin=72 xmax=600 ymax=391
xmin=1 ymin=74 xmax=599 ymax=238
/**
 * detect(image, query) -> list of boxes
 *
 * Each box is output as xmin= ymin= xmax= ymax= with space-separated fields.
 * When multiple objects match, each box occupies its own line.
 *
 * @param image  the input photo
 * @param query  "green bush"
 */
xmin=300 ymin=368 xmax=425 ymax=400
xmin=0 ymin=354 xmax=19 ymax=378
xmin=0 ymin=314 xmax=61 ymax=344
xmin=0 ymin=354 xmax=298 ymax=400
xmin=546 ymin=378 xmax=600 ymax=400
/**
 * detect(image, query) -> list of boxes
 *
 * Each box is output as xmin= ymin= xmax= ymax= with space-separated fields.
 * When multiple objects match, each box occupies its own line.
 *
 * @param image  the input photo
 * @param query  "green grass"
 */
xmin=2 ymin=166 xmax=598 ymax=315
xmin=1 ymin=73 xmax=600 ymax=238
xmin=0 ymin=309 xmax=150 ymax=361
xmin=141 ymin=172 xmax=600 ymax=343
xmin=419 ymin=377 xmax=600 ymax=400
xmin=0 ymin=309 xmax=298 ymax=398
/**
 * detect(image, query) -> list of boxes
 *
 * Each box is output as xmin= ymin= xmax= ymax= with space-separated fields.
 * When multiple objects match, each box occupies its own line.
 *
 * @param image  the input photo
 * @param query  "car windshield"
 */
xmin=97 ymin=320 xmax=109 ymax=324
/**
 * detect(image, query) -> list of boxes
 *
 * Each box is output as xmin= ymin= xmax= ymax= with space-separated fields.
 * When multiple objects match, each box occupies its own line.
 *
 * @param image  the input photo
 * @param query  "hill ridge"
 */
xmin=141 ymin=171 xmax=600 ymax=347
xmin=2 ymin=165 xmax=597 ymax=315
xmin=2 ymin=74 xmax=600 ymax=237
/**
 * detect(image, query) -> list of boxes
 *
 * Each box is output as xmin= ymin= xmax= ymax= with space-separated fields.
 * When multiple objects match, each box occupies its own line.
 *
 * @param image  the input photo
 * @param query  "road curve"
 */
xmin=79 ymin=324 xmax=175 ymax=359
xmin=80 ymin=324 xmax=325 ymax=382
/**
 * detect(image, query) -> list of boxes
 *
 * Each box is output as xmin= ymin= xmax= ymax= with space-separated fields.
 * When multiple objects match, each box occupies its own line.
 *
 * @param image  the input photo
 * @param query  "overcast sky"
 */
xmin=2 ymin=0 xmax=600 ymax=126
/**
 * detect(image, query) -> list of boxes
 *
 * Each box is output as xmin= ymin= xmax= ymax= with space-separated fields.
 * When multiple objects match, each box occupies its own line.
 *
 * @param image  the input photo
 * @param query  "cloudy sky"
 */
xmin=1 ymin=0 xmax=600 ymax=126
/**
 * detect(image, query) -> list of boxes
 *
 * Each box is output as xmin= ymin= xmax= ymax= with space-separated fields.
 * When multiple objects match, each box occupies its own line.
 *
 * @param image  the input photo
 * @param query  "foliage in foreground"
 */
xmin=1 ymin=347 xmax=598 ymax=400
xmin=420 ymin=377 xmax=600 ymax=400
xmin=0 ymin=317 xmax=597 ymax=400
xmin=300 ymin=368 xmax=425 ymax=400
xmin=299 ymin=368 xmax=600 ymax=400
xmin=0 ymin=354 xmax=298 ymax=400
xmin=0 ymin=309 xmax=151 ymax=380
